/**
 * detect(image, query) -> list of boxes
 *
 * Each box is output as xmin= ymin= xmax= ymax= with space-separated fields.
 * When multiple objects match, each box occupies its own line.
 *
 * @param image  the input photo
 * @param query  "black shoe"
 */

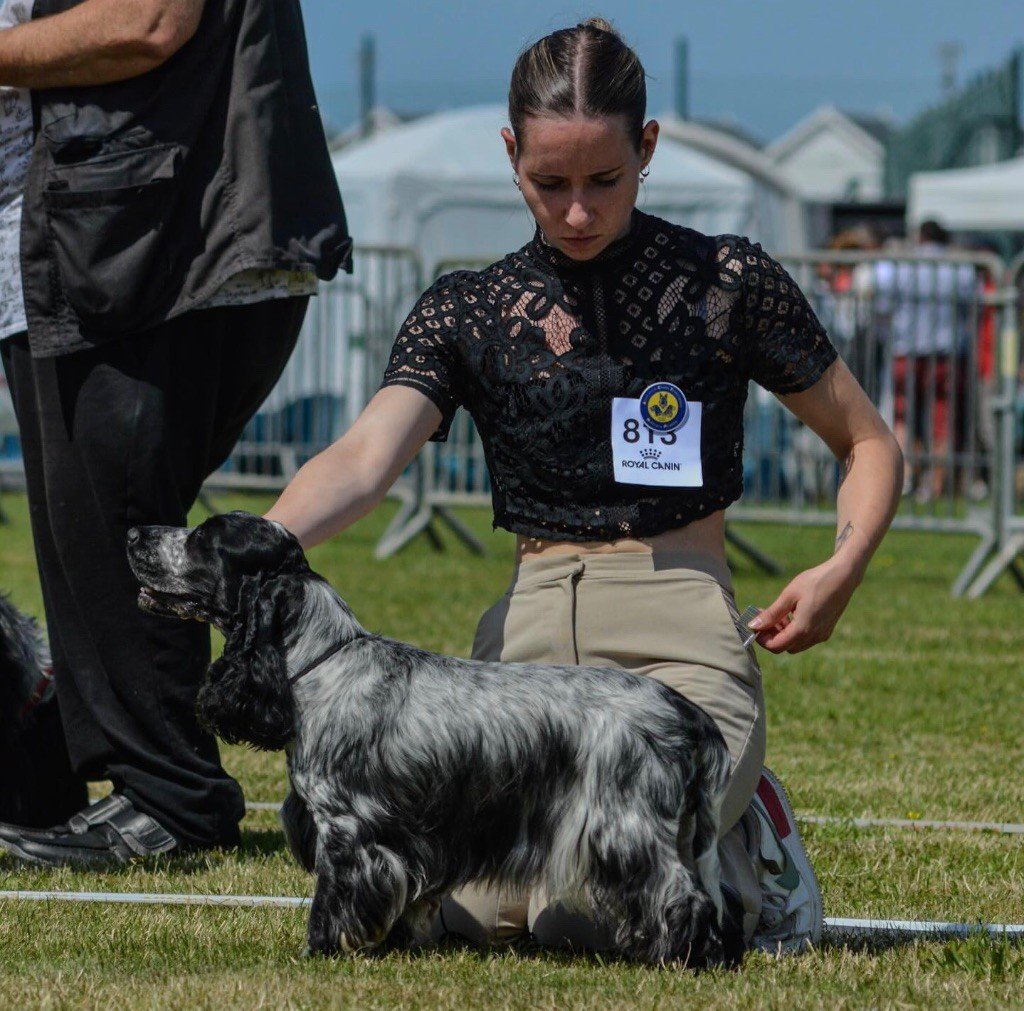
xmin=0 ymin=793 xmax=177 ymax=868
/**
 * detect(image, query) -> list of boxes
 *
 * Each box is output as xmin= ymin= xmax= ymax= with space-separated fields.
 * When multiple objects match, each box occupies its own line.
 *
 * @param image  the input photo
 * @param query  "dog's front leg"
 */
xmin=280 ymin=788 xmax=317 ymax=872
xmin=304 ymin=830 xmax=410 ymax=957
xmin=305 ymin=865 xmax=345 ymax=957
xmin=380 ymin=897 xmax=441 ymax=951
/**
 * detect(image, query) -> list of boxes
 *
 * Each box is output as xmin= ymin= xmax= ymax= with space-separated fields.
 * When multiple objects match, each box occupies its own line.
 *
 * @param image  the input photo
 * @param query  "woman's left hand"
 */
xmin=748 ymin=359 xmax=902 ymax=656
xmin=748 ymin=557 xmax=862 ymax=654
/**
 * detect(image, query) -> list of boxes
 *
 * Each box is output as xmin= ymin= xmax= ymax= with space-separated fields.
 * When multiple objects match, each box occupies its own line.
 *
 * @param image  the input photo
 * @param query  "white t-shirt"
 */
xmin=868 ymin=244 xmax=978 ymax=356
xmin=0 ymin=0 xmax=35 ymax=341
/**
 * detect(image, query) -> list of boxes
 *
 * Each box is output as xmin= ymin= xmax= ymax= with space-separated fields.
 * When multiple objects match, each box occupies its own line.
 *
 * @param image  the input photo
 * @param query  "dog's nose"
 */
xmin=127 ymin=527 xmax=141 ymax=546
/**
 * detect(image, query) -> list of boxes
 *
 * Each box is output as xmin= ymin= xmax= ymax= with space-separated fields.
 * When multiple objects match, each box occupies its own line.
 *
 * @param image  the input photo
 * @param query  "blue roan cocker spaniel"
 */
xmin=127 ymin=511 xmax=743 ymax=967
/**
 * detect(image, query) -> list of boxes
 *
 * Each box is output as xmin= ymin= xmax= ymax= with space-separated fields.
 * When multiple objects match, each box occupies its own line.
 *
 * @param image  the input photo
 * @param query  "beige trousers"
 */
xmin=436 ymin=550 xmax=767 ymax=949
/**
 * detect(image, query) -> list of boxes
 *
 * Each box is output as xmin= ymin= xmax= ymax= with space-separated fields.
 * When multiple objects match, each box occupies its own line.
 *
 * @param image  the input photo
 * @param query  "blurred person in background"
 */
xmin=0 ymin=0 xmax=350 ymax=866
xmin=965 ymin=240 xmax=1001 ymax=503
xmin=800 ymin=226 xmax=885 ymax=503
xmin=262 ymin=18 xmax=903 ymax=956
xmin=822 ymin=225 xmax=883 ymax=394
xmin=864 ymin=220 xmax=978 ymax=502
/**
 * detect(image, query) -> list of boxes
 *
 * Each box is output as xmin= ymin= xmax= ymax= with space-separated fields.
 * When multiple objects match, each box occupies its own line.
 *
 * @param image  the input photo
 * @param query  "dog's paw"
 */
xmin=302 ymin=941 xmax=346 ymax=959
xmin=302 ymin=934 xmax=342 ymax=958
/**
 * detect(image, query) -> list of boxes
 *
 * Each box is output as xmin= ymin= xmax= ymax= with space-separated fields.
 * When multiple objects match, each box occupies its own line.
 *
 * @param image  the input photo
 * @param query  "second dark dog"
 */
xmin=0 ymin=594 xmax=86 ymax=827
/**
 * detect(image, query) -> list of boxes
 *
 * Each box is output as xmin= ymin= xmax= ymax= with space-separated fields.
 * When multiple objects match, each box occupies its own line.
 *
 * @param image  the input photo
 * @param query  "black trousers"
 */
xmin=1 ymin=297 xmax=308 ymax=847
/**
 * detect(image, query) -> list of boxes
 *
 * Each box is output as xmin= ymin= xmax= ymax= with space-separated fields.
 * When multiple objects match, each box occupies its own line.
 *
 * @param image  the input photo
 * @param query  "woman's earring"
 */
xmin=640 ymin=165 xmax=651 ymax=184
xmin=513 ymin=172 xmax=521 ymax=189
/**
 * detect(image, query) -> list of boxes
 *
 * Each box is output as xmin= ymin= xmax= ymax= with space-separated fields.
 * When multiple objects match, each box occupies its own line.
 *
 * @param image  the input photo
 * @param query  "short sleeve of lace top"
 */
xmin=380 ymin=273 xmax=464 ymax=441
xmin=739 ymin=241 xmax=838 ymax=394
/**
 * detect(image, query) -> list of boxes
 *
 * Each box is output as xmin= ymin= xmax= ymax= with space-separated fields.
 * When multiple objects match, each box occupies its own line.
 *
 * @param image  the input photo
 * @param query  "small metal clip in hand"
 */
xmin=737 ymin=604 xmax=763 ymax=649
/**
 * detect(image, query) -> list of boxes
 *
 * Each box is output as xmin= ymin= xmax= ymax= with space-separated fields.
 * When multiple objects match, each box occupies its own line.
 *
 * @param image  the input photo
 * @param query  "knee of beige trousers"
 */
xmin=438 ymin=882 xmax=530 ymax=946
xmin=435 ymin=883 xmax=613 ymax=952
xmin=528 ymin=890 xmax=614 ymax=952
xmin=434 ymin=581 xmax=579 ymax=949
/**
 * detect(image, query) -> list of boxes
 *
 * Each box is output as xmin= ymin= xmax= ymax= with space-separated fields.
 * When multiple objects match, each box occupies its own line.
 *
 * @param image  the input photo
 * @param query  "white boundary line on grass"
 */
xmin=243 ymin=802 xmax=1024 ymax=836
xmin=0 ymin=891 xmax=1021 ymax=942
xmin=824 ymin=918 xmax=1024 ymax=941
xmin=0 ymin=890 xmax=309 ymax=909
xmin=799 ymin=815 xmax=1024 ymax=835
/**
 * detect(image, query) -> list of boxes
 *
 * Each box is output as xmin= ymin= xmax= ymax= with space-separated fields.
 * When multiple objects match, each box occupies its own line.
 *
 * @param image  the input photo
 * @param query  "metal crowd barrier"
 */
xmin=2 ymin=242 xmax=1020 ymax=594
xmin=206 ymin=245 xmax=422 ymax=492
xmin=743 ymin=250 xmax=1010 ymax=599
xmin=204 ymin=244 xmax=485 ymax=559
xmin=956 ymin=251 xmax=1024 ymax=596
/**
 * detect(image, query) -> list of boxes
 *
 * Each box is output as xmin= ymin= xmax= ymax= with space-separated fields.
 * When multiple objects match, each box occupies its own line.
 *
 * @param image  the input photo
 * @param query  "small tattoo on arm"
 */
xmin=835 ymin=521 xmax=853 ymax=552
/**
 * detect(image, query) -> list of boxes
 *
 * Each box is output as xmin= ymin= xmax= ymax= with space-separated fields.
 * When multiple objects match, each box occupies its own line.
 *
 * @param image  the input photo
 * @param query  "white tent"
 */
xmin=659 ymin=113 xmax=809 ymax=252
xmin=908 ymin=156 xmax=1024 ymax=232
xmin=333 ymin=104 xmax=800 ymax=275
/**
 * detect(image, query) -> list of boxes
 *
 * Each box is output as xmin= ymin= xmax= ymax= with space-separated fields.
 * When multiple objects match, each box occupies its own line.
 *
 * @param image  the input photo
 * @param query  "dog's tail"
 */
xmin=683 ymin=730 xmax=731 ymax=924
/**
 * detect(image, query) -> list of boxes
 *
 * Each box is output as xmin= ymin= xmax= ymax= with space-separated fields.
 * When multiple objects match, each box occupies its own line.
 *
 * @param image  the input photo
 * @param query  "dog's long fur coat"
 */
xmin=0 ymin=594 xmax=86 ymax=825
xmin=128 ymin=512 xmax=742 ymax=966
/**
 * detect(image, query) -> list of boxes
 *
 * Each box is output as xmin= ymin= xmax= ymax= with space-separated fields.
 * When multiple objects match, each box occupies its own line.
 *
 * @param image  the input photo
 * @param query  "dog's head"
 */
xmin=127 ymin=511 xmax=308 ymax=628
xmin=127 ymin=512 xmax=310 ymax=751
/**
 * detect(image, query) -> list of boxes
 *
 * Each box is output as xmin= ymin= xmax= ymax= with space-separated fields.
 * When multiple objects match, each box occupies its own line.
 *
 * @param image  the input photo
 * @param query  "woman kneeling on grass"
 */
xmin=265 ymin=18 xmax=902 ymax=954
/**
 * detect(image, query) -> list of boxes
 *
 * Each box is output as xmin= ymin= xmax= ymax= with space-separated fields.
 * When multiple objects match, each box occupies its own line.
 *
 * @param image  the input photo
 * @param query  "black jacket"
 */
xmin=21 ymin=0 xmax=352 ymax=356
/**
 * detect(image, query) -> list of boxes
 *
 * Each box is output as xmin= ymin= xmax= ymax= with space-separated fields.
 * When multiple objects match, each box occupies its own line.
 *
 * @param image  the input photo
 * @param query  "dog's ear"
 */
xmin=266 ymin=519 xmax=309 ymax=575
xmin=196 ymin=575 xmax=297 ymax=751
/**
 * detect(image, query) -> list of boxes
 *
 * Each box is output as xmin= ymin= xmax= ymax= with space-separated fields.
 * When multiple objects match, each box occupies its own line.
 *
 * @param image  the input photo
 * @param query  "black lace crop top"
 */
xmin=381 ymin=209 xmax=837 ymax=542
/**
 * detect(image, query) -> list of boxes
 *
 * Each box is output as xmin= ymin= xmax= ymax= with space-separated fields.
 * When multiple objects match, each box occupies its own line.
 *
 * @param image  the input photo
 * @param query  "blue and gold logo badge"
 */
xmin=639 ymin=382 xmax=688 ymax=433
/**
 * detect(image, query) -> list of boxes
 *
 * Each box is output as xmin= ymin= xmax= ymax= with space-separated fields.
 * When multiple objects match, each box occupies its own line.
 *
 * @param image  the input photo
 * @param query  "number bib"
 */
xmin=611 ymin=397 xmax=703 ymax=487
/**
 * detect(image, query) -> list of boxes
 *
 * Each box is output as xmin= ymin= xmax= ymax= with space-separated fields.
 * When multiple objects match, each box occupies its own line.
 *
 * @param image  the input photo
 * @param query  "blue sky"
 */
xmin=300 ymin=0 xmax=1022 ymax=144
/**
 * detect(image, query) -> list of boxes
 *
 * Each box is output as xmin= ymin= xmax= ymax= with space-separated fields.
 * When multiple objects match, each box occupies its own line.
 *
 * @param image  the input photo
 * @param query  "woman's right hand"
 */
xmin=264 ymin=385 xmax=443 ymax=550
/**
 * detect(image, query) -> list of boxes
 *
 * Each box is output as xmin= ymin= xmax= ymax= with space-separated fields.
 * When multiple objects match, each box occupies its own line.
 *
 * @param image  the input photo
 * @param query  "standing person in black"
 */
xmin=0 ymin=0 xmax=351 ymax=864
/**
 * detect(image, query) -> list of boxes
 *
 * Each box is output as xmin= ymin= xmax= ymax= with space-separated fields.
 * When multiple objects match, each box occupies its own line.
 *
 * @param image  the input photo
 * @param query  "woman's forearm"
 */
xmin=264 ymin=439 xmax=384 ymax=550
xmin=750 ymin=360 xmax=902 ymax=652
xmin=750 ymin=428 xmax=902 ymax=651
xmin=264 ymin=386 xmax=442 ymax=550
xmin=831 ymin=430 xmax=903 ymax=581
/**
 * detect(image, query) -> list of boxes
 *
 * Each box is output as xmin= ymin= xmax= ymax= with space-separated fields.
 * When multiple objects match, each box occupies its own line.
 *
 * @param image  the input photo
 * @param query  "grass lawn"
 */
xmin=0 ymin=490 xmax=1021 ymax=1009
